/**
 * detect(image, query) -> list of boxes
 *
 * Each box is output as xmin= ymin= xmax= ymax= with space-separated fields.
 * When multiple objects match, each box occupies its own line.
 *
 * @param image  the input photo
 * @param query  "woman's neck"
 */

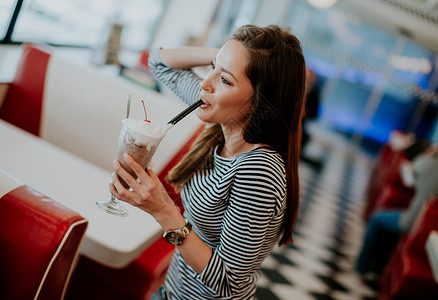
xmin=220 ymin=125 xmax=256 ymax=158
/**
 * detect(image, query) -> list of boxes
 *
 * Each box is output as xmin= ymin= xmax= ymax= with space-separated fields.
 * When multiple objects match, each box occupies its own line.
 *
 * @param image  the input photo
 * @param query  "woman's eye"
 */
xmin=221 ymin=77 xmax=231 ymax=85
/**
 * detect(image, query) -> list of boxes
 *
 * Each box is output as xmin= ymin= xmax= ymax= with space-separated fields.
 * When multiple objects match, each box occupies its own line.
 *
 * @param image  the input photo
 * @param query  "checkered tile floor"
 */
xmin=256 ymin=125 xmax=380 ymax=300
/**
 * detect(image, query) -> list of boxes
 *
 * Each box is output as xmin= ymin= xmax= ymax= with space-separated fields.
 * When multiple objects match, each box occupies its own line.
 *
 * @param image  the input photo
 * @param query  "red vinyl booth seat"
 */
xmin=0 ymin=171 xmax=88 ymax=300
xmin=363 ymin=146 xmax=409 ymax=220
xmin=379 ymin=196 xmax=438 ymax=300
xmin=0 ymin=43 xmax=51 ymax=136
xmin=373 ymin=175 xmax=415 ymax=212
xmin=67 ymin=236 xmax=174 ymax=300
xmin=66 ymin=124 xmax=205 ymax=300
xmin=364 ymin=144 xmax=398 ymax=200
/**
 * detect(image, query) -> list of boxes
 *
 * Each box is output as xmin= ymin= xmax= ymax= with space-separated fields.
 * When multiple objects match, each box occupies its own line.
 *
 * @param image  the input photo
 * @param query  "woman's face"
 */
xmin=197 ymin=39 xmax=254 ymax=128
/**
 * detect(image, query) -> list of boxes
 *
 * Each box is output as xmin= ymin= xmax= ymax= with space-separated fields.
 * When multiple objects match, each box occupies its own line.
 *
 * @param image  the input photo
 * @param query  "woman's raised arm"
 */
xmin=159 ymin=47 xmax=219 ymax=70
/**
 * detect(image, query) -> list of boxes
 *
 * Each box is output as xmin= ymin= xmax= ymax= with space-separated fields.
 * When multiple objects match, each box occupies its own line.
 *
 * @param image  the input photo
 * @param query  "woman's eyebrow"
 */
xmin=219 ymin=66 xmax=238 ymax=82
xmin=214 ymin=58 xmax=238 ymax=82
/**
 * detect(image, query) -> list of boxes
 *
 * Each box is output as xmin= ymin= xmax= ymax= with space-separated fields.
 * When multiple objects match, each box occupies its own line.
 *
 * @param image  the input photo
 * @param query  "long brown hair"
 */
xmin=167 ymin=25 xmax=306 ymax=246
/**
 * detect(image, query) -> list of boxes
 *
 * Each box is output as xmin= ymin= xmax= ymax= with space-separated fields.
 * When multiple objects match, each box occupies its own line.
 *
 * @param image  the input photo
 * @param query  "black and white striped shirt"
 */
xmin=149 ymin=50 xmax=287 ymax=300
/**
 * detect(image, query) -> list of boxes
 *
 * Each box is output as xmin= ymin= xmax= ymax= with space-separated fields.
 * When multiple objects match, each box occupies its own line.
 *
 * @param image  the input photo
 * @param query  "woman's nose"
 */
xmin=201 ymin=75 xmax=214 ymax=93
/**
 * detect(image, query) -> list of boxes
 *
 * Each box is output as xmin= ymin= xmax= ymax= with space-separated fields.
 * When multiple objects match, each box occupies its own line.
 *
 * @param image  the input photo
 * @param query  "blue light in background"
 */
xmin=291 ymin=1 xmax=437 ymax=147
xmin=306 ymin=59 xmax=339 ymax=78
xmin=342 ymin=68 xmax=383 ymax=86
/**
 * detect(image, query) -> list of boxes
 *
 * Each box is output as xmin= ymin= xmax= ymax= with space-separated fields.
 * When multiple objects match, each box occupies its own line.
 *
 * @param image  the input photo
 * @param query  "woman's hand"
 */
xmin=109 ymin=153 xmax=179 ymax=223
xmin=111 ymin=153 xmax=212 ymax=274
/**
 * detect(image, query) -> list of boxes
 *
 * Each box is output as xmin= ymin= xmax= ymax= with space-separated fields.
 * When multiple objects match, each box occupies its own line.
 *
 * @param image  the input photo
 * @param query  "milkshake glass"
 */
xmin=116 ymin=118 xmax=165 ymax=187
xmin=97 ymin=118 xmax=165 ymax=216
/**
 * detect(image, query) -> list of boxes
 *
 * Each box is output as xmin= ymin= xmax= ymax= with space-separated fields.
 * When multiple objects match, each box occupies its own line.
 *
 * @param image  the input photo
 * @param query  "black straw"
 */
xmin=167 ymin=99 xmax=203 ymax=125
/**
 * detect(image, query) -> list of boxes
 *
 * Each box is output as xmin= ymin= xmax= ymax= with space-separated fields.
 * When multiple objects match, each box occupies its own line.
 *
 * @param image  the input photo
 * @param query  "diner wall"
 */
xmin=250 ymin=0 xmax=438 ymax=148
xmin=150 ymin=0 xmax=219 ymax=48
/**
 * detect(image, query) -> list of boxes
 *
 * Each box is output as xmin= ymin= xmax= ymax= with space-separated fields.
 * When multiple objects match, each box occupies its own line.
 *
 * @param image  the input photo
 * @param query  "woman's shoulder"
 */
xmin=232 ymin=147 xmax=287 ymax=207
xmin=234 ymin=146 xmax=286 ymax=176
xmin=238 ymin=146 xmax=283 ymax=162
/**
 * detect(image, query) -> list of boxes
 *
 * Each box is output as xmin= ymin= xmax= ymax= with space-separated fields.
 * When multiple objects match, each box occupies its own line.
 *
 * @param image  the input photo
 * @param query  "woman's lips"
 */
xmin=200 ymin=99 xmax=211 ymax=109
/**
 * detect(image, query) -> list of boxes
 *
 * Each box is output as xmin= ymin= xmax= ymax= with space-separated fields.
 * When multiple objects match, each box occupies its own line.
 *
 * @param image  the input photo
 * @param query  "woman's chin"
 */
xmin=196 ymin=110 xmax=212 ymax=123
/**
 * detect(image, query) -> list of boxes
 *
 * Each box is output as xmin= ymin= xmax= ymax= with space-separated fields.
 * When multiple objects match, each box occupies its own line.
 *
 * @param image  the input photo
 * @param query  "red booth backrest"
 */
xmin=0 ymin=171 xmax=87 ymax=300
xmin=0 ymin=44 xmax=51 ymax=136
xmin=137 ymin=50 xmax=150 ymax=72
xmin=363 ymin=146 xmax=408 ymax=220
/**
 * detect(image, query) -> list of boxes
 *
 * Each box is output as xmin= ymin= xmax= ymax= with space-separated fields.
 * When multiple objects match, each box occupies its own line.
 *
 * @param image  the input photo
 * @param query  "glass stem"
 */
xmin=107 ymin=195 xmax=120 ymax=210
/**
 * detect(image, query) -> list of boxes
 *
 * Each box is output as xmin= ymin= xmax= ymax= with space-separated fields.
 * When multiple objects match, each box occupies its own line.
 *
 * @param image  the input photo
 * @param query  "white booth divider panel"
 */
xmin=41 ymin=56 xmax=203 ymax=173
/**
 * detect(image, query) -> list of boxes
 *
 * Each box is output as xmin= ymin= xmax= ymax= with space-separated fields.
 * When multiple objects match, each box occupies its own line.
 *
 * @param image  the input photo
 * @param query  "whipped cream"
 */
xmin=122 ymin=118 xmax=165 ymax=139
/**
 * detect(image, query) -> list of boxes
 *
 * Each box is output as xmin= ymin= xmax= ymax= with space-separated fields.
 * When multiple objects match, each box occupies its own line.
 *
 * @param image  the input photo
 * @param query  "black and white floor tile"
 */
xmin=256 ymin=125 xmax=380 ymax=300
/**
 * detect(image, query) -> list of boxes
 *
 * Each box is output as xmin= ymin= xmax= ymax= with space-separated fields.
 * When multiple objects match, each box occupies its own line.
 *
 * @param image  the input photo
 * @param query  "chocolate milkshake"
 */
xmin=117 ymin=118 xmax=165 ymax=188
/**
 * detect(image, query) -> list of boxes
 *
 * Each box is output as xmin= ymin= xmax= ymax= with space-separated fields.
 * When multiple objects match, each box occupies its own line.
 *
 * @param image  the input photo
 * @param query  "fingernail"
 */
xmin=123 ymin=153 xmax=128 ymax=157
xmin=113 ymin=159 xmax=117 ymax=166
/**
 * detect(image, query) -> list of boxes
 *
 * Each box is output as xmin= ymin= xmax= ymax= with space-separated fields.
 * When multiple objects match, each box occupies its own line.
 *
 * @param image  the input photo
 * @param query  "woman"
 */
xmin=110 ymin=25 xmax=306 ymax=299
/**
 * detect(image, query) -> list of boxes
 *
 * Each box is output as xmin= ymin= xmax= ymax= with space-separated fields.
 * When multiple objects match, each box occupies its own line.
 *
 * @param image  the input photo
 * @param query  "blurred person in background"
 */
xmin=355 ymin=141 xmax=438 ymax=276
xmin=300 ymin=67 xmax=321 ymax=169
xmin=301 ymin=67 xmax=320 ymax=148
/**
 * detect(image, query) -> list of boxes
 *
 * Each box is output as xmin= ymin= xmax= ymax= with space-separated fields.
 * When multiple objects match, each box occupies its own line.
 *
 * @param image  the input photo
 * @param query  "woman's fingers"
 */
xmin=110 ymin=172 xmax=140 ymax=207
xmin=113 ymin=158 xmax=141 ymax=191
xmin=110 ymin=171 xmax=130 ymax=198
xmin=109 ymin=182 xmax=136 ymax=207
xmin=112 ymin=154 xmax=173 ymax=215
xmin=111 ymin=171 xmax=126 ymax=193
xmin=123 ymin=153 xmax=153 ymax=186
xmin=109 ymin=181 xmax=124 ymax=201
xmin=108 ymin=182 xmax=120 ymax=198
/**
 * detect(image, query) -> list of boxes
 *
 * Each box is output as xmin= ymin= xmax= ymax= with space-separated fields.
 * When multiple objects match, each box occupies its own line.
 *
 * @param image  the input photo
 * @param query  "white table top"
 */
xmin=426 ymin=230 xmax=438 ymax=283
xmin=0 ymin=120 xmax=162 ymax=268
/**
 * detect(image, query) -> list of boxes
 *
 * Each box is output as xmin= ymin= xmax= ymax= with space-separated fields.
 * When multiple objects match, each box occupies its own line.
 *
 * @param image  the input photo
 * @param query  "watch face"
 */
xmin=163 ymin=221 xmax=191 ymax=245
xmin=166 ymin=232 xmax=181 ymax=245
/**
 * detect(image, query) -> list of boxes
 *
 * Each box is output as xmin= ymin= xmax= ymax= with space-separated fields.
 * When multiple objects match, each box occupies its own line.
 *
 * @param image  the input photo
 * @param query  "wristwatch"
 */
xmin=163 ymin=220 xmax=192 ymax=245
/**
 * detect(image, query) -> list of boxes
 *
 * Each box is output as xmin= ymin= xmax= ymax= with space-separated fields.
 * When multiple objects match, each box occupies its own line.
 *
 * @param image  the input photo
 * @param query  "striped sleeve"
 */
xmin=148 ymin=49 xmax=203 ymax=106
xmin=196 ymin=154 xmax=286 ymax=298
